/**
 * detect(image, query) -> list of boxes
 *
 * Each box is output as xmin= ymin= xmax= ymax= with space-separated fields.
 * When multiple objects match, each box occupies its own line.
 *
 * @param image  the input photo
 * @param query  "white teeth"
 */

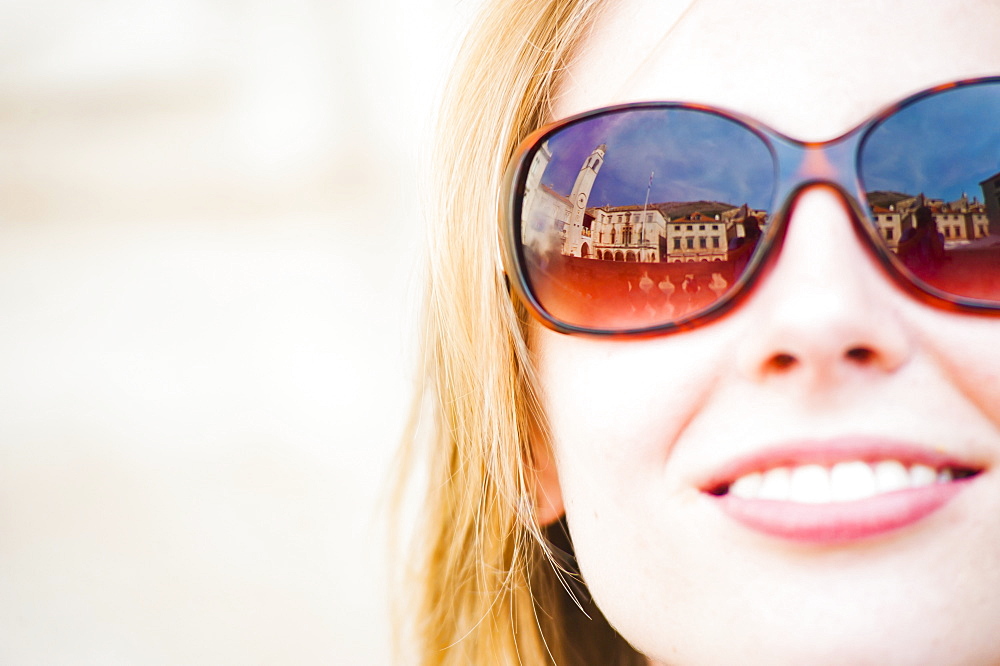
xmin=910 ymin=464 xmax=937 ymax=487
xmin=729 ymin=471 xmax=762 ymax=499
xmin=726 ymin=460 xmax=961 ymax=503
xmin=829 ymin=461 xmax=877 ymax=502
xmin=873 ymin=460 xmax=910 ymax=494
xmin=789 ymin=464 xmax=831 ymax=503
xmin=757 ymin=467 xmax=791 ymax=501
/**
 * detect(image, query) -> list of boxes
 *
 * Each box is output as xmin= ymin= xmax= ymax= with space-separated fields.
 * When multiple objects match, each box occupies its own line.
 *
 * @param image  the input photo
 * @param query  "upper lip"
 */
xmin=698 ymin=436 xmax=987 ymax=497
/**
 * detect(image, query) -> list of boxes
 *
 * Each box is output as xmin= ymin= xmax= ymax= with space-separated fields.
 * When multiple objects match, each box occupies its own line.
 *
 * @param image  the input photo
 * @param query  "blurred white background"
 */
xmin=0 ymin=0 xmax=475 ymax=663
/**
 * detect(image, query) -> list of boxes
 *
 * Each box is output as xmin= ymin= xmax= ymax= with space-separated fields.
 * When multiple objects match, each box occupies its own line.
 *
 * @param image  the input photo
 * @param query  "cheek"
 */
xmin=534 ymin=325 xmax=728 ymax=500
xmin=532 ymin=325 xmax=732 ymax=620
xmin=910 ymin=310 xmax=1000 ymax=427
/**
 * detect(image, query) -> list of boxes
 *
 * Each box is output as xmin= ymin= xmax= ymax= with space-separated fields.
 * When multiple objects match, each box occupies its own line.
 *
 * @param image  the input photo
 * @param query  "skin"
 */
xmin=532 ymin=1 xmax=1000 ymax=664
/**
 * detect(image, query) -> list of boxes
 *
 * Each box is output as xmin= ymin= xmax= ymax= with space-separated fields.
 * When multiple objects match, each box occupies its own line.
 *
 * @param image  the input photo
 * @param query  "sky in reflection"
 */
xmin=540 ymin=108 xmax=774 ymax=210
xmin=537 ymin=83 xmax=1000 ymax=210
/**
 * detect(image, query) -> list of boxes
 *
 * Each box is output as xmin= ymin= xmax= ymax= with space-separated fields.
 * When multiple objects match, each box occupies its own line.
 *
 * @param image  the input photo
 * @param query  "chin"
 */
xmin=621 ymin=601 xmax=1000 ymax=666
xmin=570 ymin=500 xmax=1000 ymax=666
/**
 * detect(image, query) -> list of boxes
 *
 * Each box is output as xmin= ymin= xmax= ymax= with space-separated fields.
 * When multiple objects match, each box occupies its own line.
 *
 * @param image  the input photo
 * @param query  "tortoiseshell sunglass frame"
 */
xmin=501 ymin=76 xmax=1000 ymax=338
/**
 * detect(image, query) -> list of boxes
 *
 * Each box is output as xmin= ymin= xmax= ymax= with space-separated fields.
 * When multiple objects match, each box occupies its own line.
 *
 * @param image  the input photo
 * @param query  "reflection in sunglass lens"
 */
xmin=860 ymin=83 xmax=1000 ymax=306
xmin=518 ymin=108 xmax=775 ymax=332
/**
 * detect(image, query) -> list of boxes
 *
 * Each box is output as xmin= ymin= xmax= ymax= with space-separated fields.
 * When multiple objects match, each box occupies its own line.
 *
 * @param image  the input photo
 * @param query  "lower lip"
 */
xmin=713 ymin=479 xmax=972 ymax=544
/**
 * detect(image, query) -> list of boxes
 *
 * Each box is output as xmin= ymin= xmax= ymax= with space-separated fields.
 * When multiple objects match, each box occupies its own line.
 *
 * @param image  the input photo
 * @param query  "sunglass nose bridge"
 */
xmin=775 ymin=134 xmax=865 ymax=206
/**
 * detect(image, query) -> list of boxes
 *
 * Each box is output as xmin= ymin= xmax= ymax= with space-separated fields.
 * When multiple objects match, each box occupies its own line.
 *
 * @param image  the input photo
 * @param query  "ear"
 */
xmin=532 ymin=440 xmax=565 ymax=526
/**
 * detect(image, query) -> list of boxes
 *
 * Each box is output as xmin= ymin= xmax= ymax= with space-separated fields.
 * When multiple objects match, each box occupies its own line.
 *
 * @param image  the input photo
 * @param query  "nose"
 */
xmin=735 ymin=187 xmax=914 ymax=387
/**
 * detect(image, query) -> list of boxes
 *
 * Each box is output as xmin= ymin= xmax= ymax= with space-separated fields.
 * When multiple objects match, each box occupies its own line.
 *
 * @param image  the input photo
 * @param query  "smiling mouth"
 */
xmin=701 ymin=440 xmax=986 ymax=543
xmin=706 ymin=459 xmax=982 ymax=504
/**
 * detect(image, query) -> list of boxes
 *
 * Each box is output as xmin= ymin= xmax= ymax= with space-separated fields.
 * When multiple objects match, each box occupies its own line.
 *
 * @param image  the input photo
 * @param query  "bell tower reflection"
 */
xmin=562 ymin=144 xmax=605 ymax=257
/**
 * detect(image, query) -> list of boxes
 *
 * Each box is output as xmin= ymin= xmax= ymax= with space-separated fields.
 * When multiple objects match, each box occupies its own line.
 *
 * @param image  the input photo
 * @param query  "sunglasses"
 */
xmin=502 ymin=76 xmax=1000 ymax=337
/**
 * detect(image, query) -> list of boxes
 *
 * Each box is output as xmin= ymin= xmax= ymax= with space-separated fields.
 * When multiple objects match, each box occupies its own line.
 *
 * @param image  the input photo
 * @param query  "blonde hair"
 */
xmin=394 ymin=0 xmax=645 ymax=663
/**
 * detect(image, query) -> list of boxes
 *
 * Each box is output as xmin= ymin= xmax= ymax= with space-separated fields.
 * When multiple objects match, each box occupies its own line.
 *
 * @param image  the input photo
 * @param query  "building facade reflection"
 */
xmin=523 ymin=142 xmax=1000 ymax=266
xmin=522 ymin=142 xmax=770 ymax=265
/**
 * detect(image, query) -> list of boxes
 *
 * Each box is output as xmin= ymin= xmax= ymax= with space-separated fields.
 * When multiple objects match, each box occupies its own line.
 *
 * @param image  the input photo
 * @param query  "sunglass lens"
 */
xmin=860 ymin=81 xmax=1000 ymax=307
xmin=517 ymin=107 xmax=775 ymax=332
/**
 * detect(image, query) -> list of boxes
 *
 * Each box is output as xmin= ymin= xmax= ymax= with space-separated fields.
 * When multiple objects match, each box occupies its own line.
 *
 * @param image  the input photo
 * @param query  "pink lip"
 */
xmin=715 ymin=482 xmax=971 ymax=543
xmin=701 ymin=437 xmax=983 ymax=544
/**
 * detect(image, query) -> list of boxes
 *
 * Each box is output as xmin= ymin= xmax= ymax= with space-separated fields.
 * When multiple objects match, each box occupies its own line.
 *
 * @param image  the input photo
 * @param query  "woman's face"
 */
xmin=533 ymin=1 xmax=1000 ymax=664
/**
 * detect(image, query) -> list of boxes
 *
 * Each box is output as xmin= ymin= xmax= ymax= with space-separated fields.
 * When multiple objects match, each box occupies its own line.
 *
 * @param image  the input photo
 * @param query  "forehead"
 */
xmin=555 ymin=0 xmax=1000 ymax=141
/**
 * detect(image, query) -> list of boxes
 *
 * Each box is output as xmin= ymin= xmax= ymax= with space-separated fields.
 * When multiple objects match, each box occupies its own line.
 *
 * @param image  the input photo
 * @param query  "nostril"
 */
xmin=770 ymin=353 xmax=797 ymax=370
xmin=846 ymin=347 xmax=875 ymax=363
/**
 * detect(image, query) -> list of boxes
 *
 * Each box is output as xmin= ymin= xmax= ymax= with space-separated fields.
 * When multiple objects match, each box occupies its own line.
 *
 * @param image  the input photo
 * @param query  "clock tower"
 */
xmin=563 ymin=143 xmax=606 ymax=257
